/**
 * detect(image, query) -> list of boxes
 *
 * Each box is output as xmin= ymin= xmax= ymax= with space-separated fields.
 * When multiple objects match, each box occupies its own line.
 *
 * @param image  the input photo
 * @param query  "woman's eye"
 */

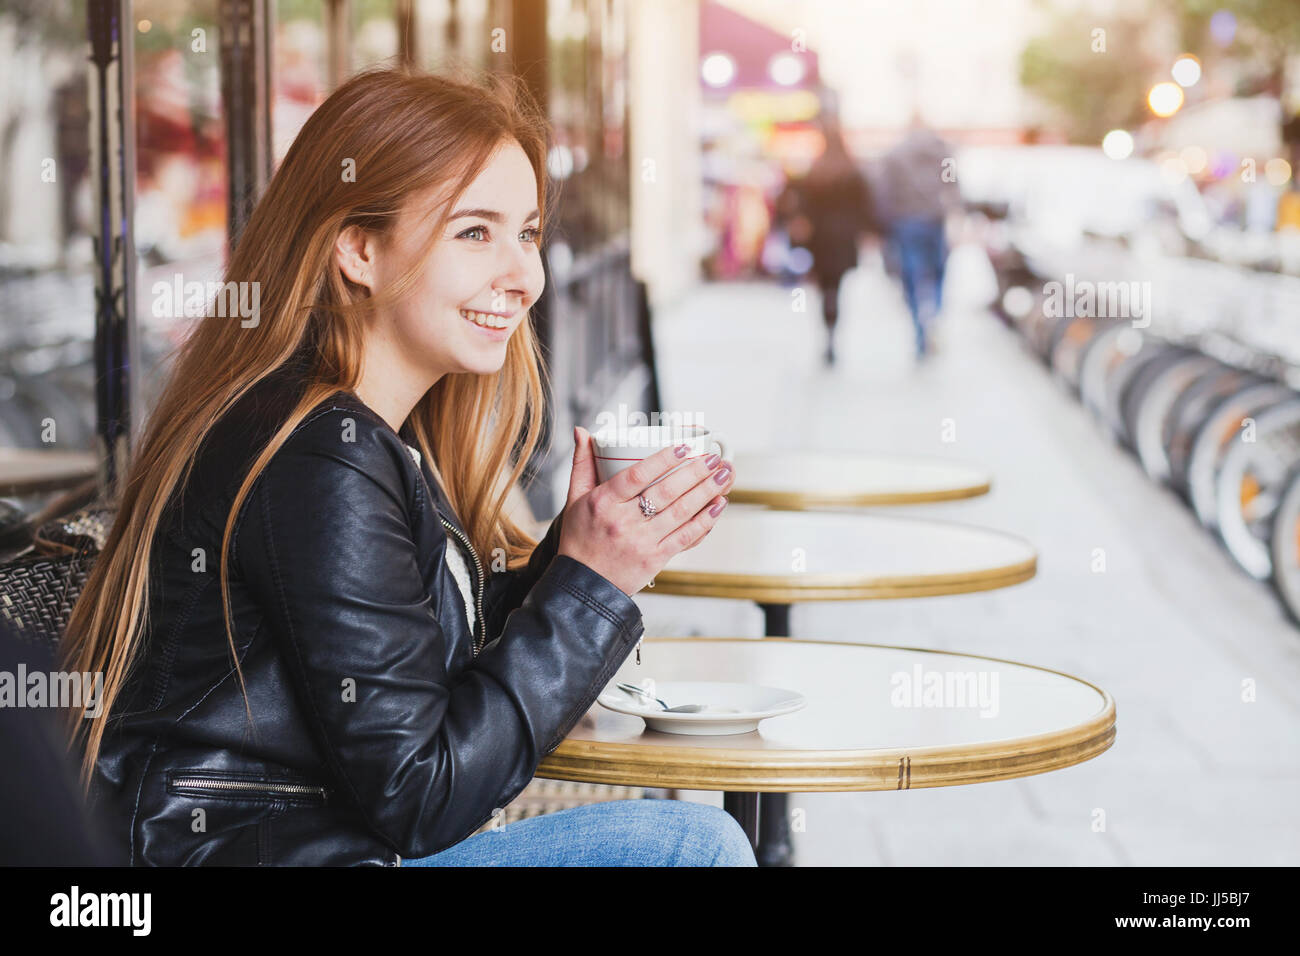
xmin=520 ymin=227 xmax=542 ymax=244
xmin=459 ymin=226 xmax=489 ymax=241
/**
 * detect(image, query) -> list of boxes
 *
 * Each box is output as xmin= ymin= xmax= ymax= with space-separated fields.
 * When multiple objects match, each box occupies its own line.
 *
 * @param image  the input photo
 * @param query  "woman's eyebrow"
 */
xmin=449 ymin=207 xmax=542 ymax=224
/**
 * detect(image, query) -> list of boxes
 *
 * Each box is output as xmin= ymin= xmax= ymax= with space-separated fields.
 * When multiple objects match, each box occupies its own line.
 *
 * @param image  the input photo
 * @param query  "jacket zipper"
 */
xmin=170 ymin=776 xmax=329 ymax=801
xmin=439 ymin=515 xmax=486 ymax=656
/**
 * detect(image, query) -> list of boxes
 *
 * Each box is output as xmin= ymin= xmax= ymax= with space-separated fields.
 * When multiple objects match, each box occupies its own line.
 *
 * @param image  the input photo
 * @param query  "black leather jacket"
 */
xmin=89 ymin=364 xmax=645 ymax=865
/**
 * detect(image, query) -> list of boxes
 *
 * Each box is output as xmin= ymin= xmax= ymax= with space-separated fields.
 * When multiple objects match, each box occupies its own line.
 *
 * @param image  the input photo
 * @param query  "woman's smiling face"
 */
xmin=345 ymin=138 xmax=545 ymax=391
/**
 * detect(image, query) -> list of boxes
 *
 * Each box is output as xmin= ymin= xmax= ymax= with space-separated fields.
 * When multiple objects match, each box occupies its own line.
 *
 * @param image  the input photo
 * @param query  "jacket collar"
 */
xmin=253 ymin=361 xmax=474 ymax=540
xmin=395 ymin=419 xmax=471 ymax=539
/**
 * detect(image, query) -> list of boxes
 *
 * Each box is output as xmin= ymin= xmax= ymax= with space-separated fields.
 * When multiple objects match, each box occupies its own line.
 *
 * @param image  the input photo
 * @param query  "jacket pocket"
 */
xmin=166 ymin=769 xmax=330 ymax=807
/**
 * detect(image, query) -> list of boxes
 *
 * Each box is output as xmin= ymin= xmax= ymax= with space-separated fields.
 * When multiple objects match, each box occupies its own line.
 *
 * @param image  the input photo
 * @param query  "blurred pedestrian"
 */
xmin=788 ymin=116 xmax=877 ymax=366
xmin=879 ymin=111 xmax=960 ymax=358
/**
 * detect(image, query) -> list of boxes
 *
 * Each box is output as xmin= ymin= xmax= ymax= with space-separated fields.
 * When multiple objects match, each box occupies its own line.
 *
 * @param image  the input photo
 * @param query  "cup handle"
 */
xmin=710 ymin=434 xmax=729 ymax=462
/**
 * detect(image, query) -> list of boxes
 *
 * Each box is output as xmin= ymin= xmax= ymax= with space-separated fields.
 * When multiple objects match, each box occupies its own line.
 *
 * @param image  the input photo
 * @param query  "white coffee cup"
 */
xmin=591 ymin=424 xmax=729 ymax=487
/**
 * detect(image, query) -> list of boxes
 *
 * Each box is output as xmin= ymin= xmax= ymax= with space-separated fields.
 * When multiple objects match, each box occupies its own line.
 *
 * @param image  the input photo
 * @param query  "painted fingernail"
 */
xmin=713 ymin=465 xmax=731 ymax=484
xmin=709 ymin=497 xmax=727 ymax=517
xmin=674 ymin=443 xmax=690 ymax=457
xmin=705 ymin=453 xmax=720 ymax=468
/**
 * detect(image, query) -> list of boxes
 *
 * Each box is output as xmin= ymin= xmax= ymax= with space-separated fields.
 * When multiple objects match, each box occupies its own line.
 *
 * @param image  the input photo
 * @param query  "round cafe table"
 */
xmin=537 ymin=638 xmax=1116 ymax=859
xmin=0 ymin=447 xmax=97 ymax=497
xmin=726 ymin=451 xmax=992 ymax=509
xmin=650 ymin=505 xmax=1036 ymax=606
xmin=643 ymin=505 xmax=1037 ymax=865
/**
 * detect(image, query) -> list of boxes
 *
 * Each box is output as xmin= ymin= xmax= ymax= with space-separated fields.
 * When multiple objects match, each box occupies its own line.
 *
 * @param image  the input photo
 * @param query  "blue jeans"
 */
xmin=889 ymin=216 xmax=948 ymax=355
xmin=402 ymin=799 xmax=757 ymax=867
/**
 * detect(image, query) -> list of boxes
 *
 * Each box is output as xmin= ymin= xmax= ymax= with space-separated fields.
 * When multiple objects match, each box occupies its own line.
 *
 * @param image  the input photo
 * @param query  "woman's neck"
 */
xmin=354 ymin=354 xmax=441 ymax=433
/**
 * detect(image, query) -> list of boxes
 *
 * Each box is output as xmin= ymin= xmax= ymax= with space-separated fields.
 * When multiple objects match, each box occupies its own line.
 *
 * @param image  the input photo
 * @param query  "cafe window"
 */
xmin=273 ymin=0 xmax=331 ymax=165
xmin=546 ymin=0 xmax=629 ymax=255
xmin=352 ymin=0 xmax=400 ymax=71
xmin=133 ymin=0 xmax=227 ymax=396
xmin=418 ymin=0 xmax=498 ymax=72
xmin=0 ymin=5 xmax=109 ymax=450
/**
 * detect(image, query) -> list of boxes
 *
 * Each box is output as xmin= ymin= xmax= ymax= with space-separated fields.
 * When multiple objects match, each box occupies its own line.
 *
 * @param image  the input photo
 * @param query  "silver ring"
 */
xmin=637 ymin=494 xmax=657 ymax=518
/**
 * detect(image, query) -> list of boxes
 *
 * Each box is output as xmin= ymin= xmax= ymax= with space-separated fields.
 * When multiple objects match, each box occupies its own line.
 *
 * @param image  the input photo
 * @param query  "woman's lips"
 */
xmin=460 ymin=308 xmax=512 ymax=339
xmin=460 ymin=308 xmax=512 ymax=326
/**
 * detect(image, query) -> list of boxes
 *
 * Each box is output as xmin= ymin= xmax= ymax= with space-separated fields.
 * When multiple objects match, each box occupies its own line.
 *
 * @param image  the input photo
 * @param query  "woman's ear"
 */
xmin=335 ymin=225 xmax=376 ymax=292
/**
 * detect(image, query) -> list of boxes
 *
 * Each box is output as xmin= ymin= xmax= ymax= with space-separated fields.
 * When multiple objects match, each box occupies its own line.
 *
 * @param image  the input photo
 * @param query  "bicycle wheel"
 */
xmin=1132 ymin=356 xmax=1221 ymax=484
xmin=1268 ymin=463 xmax=1300 ymax=627
xmin=1214 ymin=398 xmax=1300 ymax=580
xmin=1187 ymin=382 xmax=1295 ymax=530
xmin=1118 ymin=347 xmax=1198 ymax=453
xmin=1165 ymin=365 xmax=1262 ymax=499
xmin=1050 ymin=316 xmax=1108 ymax=394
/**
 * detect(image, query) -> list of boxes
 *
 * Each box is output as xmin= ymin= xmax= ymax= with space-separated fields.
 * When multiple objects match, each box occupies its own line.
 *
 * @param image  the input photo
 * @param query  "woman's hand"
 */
xmin=557 ymin=426 xmax=734 ymax=596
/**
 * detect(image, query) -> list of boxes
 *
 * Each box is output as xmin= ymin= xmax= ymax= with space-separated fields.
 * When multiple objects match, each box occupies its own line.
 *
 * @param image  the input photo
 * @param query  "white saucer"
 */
xmin=597 ymin=680 xmax=807 ymax=736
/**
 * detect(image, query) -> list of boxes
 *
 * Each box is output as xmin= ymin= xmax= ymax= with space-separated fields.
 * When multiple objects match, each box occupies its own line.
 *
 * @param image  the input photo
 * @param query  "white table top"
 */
xmin=651 ymin=505 xmax=1037 ymax=601
xmin=728 ymin=451 xmax=992 ymax=507
xmin=538 ymin=638 xmax=1116 ymax=791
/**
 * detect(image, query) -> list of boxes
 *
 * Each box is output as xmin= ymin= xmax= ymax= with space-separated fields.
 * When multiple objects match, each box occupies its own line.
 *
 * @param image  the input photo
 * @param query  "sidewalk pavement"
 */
xmin=630 ymin=258 xmax=1300 ymax=865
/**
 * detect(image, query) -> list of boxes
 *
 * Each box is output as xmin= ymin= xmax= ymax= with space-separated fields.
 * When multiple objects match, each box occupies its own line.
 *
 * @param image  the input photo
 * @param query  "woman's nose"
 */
xmin=494 ymin=244 xmax=542 ymax=305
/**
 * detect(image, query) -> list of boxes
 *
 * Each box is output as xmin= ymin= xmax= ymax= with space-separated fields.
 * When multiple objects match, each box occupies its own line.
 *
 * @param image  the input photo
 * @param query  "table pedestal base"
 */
xmin=758 ymin=603 xmax=794 ymax=867
xmin=722 ymin=792 xmax=758 ymax=848
xmin=722 ymin=603 xmax=798 ymax=867
xmin=761 ymin=602 xmax=790 ymax=637
xmin=721 ymin=790 xmax=795 ymax=867
xmin=757 ymin=793 xmax=794 ymax=867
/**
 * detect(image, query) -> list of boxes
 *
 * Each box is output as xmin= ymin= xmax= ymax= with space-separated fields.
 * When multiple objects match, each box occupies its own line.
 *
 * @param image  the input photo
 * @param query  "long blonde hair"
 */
xmin=60 ymin=65 xmax=556 ymax=788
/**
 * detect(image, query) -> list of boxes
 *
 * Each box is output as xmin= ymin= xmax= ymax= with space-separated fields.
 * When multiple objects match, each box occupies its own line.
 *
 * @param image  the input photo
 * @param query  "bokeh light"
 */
xmin=1102 ymin=129 xmax=1134 ymax=160
xmin=1265 ymin=158 xmax=1294 ymax=186
xmin=1171 ymin=55 xmax=1201 ymax=88
xmin=700 ymin=52 xmax=736 ymax=88
xmin=1209 ymin=10 xmax=1237 ymax=47
xmin=546 ymin=144 xmax=575 ymax=179
xmin=1001 ymin=287 xmax=1035 ymax=319
xmin=768 ymin=53 xmax=805 ymax=87
xmin=1148 ymin=82 xmax=1185 ymax=117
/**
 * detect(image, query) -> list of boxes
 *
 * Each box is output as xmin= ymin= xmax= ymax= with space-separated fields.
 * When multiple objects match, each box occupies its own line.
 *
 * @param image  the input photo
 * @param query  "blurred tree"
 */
xmin=1186 ymin=0 xmax=1300 ymax=148
xmin=1019 ymin=10 xmax=1156 ymax=144
xmin=1191 ymin=0 xmax=1300 ymax=64
xmin=1022 ymin=0 xmax=1300 ymax=146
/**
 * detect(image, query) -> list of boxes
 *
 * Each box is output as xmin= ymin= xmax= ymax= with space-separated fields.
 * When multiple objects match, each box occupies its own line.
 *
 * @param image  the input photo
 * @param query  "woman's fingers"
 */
xmin=662 ymin=492 xmax=729 ymax=554
xmin=557 ymin=440 xmax=735 ymax=596
xmin=565 ymin=426 xmax=601 ymax=507
xmin=606 ymin=442 xmax=693 ymax=502
xmin=656 ymin=460 xmax=735 ymax=541
xmin=639 ymin=450 xmax=727 ymax=510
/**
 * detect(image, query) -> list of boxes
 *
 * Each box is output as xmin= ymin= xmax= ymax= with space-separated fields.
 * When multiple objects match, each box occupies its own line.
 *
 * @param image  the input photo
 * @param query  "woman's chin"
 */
xmin=456 ymin=351 xmax=508 ymax=376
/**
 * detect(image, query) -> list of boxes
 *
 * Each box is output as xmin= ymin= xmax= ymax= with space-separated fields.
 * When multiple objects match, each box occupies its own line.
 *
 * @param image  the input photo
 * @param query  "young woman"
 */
xmin=60 ymin=67 xmax=751 ymax=866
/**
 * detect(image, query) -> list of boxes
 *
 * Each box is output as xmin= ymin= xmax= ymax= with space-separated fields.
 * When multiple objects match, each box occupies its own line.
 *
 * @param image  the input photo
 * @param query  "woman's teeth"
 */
xmin=461 ymin=309 xmax=509 ymax=330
